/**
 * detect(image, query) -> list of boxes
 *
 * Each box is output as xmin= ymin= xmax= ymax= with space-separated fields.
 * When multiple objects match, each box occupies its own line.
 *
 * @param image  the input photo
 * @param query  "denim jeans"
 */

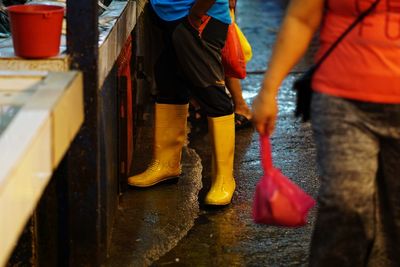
xmin=309 ymin=92 xmax=400 ymax=267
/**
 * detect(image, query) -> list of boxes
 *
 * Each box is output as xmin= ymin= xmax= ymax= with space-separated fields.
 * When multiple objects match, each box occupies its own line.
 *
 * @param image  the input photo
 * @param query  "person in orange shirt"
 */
xmin=252 ymin=0 xmax=400 ymax=265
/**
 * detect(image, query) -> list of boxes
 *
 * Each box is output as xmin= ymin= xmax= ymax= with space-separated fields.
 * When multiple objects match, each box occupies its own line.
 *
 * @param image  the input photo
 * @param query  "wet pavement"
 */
xmin=107 ymin=0 xmax=320 ymax=266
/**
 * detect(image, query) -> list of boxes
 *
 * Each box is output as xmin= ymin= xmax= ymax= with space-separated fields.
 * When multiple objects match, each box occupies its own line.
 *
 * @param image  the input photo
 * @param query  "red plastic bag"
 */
xmin=221 ymin=21 xmax=246 ymax=79
xmin=252 ymin=134 xmax=316 ymax=227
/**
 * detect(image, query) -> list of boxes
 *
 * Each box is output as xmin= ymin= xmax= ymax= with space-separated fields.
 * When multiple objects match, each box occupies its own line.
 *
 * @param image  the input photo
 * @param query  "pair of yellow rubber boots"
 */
xmin=128 ymin=103 xmax=236 ymax=205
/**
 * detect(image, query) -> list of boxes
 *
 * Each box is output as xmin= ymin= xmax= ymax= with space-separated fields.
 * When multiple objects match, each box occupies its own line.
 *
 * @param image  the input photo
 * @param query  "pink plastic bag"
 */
xmin=252 ymin=135 xmax=316 ymax=227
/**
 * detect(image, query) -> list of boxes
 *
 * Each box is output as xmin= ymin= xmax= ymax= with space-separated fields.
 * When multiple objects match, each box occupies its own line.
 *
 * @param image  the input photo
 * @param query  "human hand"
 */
xmin=252 ymin=91 xmax=278 ymax=136
xmin=188 ymin=10 xmax=203 ymax=30
xmin=186 ymin=12 xmax=211 ymax=37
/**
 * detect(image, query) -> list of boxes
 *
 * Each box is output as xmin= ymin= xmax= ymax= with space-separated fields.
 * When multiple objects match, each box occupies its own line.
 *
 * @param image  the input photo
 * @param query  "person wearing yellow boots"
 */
xmin=128 ymin=0 xmax=236 ymax=206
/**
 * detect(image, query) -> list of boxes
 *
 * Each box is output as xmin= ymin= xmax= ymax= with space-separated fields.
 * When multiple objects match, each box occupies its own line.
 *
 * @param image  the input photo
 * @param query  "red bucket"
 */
xmin=7 ymin=5 xmax=64 ymax=58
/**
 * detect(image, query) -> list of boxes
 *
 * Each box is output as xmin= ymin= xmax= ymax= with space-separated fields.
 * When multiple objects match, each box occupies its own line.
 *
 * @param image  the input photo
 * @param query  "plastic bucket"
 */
xmin=7 ymin=5 xmax=64 ymax=58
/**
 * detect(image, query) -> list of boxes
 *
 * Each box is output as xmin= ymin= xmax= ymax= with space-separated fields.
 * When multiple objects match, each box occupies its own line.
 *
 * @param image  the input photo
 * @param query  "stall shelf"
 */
xmin=0 ymin=71 xmax=83 ymax=267
xmin=0 ymin=0 xmax=136 ymax=90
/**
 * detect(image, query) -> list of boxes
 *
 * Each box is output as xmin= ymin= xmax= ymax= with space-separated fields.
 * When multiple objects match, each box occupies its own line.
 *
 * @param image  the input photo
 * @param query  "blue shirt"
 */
xmin=150 ymin=0 xmax=231 ymax=24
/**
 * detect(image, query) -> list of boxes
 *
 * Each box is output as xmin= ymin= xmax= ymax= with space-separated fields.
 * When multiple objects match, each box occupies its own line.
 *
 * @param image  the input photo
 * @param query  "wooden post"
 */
xmin=34 ymin=1 xmax=102 ymax=264
xmin=63 ymin=0 xmax=103 ymax=265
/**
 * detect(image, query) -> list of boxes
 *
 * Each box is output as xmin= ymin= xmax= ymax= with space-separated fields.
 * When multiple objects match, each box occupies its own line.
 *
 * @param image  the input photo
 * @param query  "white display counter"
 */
xmin=0 ymin=71 xmax=83 ymax=267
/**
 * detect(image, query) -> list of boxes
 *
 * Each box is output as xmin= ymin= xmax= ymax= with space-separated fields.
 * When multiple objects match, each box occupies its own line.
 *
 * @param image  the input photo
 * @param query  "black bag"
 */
xmin=0 ymin=5 xmax=10 ymax=35
xmin=3 ymin=0 xmax=27 ymax=6
xmin=0 ymin=1 xmax=28 ymax=35
xmin=293 ymin=66 xmax=316 ymax=122
xmin=293 ymin=0 xmax=380 ymax=122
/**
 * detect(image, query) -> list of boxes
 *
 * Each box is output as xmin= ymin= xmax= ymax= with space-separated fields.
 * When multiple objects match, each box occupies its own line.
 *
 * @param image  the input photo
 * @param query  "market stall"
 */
xmin=0 ymin=71 xmax=83 ymax=267
xmin=0 ymin=0 xmax=144 ymax=265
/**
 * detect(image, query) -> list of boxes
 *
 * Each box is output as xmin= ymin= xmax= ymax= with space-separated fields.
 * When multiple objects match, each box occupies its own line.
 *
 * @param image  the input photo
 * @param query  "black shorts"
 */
xmin=151 ymin=8 xmax=233 ymax=117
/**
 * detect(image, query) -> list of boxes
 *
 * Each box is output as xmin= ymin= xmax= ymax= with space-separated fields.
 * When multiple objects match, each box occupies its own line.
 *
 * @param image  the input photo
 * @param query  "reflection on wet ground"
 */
xmin=108 ymin=0 xmax=320 ymax=266
xmin=153 ymin=0 xmax=320 ymax=266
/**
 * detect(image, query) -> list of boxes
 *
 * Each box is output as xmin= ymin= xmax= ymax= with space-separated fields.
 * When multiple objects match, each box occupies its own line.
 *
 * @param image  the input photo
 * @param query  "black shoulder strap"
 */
xmin=314 ymin=0 xmax=381 ymax=69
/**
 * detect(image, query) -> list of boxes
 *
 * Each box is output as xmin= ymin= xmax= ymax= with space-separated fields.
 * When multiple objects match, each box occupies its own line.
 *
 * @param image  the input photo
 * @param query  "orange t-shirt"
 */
xmin=312 ymin=0 xmax=400 ymax=104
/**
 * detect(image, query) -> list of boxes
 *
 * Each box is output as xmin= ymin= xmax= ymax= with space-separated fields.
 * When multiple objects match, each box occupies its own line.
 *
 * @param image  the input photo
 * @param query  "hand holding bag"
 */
xmin=252 ymin=134 xmax=316 ymax=227
xmin=293 ymin=0 xmax=380 ymax=122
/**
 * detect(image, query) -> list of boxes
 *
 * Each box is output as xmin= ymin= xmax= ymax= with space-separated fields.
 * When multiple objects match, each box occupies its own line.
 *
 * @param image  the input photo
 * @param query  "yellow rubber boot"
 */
xmin=205 ymin=113 xmax=236 ymax=205
xmin=128 ymin=103 xmax=188 ymax=187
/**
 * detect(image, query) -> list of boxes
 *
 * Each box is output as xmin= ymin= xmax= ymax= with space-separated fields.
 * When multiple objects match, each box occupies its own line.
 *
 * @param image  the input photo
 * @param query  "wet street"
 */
xmin=107 ymin=0 xmax=320 ymax=266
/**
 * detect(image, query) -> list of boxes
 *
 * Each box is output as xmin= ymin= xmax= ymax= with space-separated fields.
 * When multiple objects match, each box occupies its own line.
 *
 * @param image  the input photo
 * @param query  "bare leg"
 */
xmin=225 ymin=76 xmax=252 ymax=127
xmin=189 ymin=97 xmax=203 ymax=121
